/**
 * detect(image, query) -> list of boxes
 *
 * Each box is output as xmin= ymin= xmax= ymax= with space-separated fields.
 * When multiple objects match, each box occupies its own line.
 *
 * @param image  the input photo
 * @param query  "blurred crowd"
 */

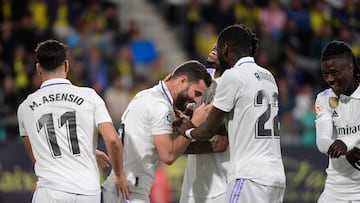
xmin=0 ymin=0 xmax=168 ymax=141
xmin=152 ymin=0 xmax=360 ymax=147
xmin=1 ymin=0 xmax=360 ymax=148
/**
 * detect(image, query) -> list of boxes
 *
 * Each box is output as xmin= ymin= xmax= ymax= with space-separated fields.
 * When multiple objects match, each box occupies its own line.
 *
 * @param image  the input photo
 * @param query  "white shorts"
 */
xmin=32 ymin=187 xmax=100 ymax=203
xmin=226 ymin=179 xmax=285 ymax=203
xmin=179 ymin=192 xmax=226 ymax=203
xmin=101 ymin=187 xmax=149 ymax=203
xmin=317 ymin=192 xmax=360 ymax=203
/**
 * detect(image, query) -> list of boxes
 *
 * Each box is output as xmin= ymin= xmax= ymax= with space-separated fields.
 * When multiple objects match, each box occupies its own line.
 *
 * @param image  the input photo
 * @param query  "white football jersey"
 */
xmin=17 ymin=78 xmax=112 ymax=195
xmin=213 ymin=57 xmax=286 ymax=188
xmin=181 ymin=78 xmax=230 ymax=199
xmin=315 ymin=87 xmax=360 ymax=200
xmin=102 ymin=81 xmax=174 ymax=196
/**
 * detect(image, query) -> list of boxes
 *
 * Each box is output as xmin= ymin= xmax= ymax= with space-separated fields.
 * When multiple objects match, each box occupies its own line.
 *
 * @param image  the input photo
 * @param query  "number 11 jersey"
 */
xmin=17 ymin=78 xmax=112 ymax=195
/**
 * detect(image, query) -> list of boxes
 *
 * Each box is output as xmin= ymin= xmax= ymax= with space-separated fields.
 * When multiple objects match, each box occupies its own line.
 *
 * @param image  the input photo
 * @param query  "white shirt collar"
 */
xmin=159 ymin=80 xmax=173 ymax=106
xmin=348 ymin=85 xmax=360 ymax=99
xmin=40 ymin=78 xmax=72 ymax=88
xmin=330 ymin=85 xmax=360 ymax=100
xmin=206 ymin=68 xmax=216 ymax=79
xmin=233 ymin=56 xmax=255 ymax=69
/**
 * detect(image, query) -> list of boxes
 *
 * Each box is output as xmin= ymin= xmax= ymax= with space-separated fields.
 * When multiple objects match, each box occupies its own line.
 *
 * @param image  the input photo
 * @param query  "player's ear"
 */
xmin=223 ymin=44 xmax=229 ymax=57
xmin=164 ymin=73 xmax=172 ymax=82
xmin=179 ymin=75 xmax=187 ymax=85
xmin=64 ymin=60 xmax=69 ymax=73
xmin=36 ymin=63 xmax=42 ymax=76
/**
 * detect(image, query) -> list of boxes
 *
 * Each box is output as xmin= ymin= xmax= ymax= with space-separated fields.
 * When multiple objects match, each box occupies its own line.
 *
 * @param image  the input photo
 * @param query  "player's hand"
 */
xmin=114 ymin=171 xmax=130 ymax=200
xmin=177 ymin=118 xmax=195 ymax=137
xmin=95 ymin=149 xmax=110 ymax=168
xmin=172 ymin=117 xmax=183 ymax=132
xmin=183 ymin=107 xmax=194 ymax=118
xmin=173 ymin=109 xmax=191 ymax=133
xmin=209 ymin=135 xmax=221 ymax=148
xmin=346 ymin=147 xmax=360 ymax=170
xmin=191 ymin=103 xmax=211 ymax=127
xmin=174 ymin=109 xmax=191 ymax=120
xmin=327 ymin=140 xmax=347 ymax=158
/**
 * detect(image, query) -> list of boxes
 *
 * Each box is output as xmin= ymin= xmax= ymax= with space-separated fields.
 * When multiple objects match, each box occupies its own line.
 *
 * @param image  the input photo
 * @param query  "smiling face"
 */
xmin=321 ymin=57 xmax=356 ymax=96
xmin=174 ymin=80 xmax=207 ymax=111
xmin=207 ymin=45 xmax=219 ymax=66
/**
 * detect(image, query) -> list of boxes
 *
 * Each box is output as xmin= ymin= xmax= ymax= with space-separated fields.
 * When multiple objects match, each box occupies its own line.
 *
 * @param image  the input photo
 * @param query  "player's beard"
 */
xmin=174 ymin=88 xmax=191 ymax=111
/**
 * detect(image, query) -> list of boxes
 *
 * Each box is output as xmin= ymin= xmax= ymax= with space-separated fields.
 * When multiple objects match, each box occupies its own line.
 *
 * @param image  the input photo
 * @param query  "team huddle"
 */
xmin=17 ymin=24 xmax=360 ymax=203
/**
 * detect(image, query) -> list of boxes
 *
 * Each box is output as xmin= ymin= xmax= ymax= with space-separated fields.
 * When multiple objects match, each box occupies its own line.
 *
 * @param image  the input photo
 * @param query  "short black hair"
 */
xmin=35 ymin=39 xmax=67 ymax=71
xmin=321 ymin=40 xmax=360 ymax=82
xmin=217 ymin=24 xmax=258 ymax=57
xmin=172 ymin=60 xmax=212 ymax=87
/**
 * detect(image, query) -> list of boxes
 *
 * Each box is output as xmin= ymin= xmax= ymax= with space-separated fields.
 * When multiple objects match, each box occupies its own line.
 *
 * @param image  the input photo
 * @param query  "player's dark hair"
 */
xmin=172 ymin=60 xmax=212 ymax=87
xmin=35 ymin=39 xmax=67 ymax=71
xmin=218 ymin=24 xmax=258 ymax=57
xmin=321 ymin=40 xmax=360 ymax=83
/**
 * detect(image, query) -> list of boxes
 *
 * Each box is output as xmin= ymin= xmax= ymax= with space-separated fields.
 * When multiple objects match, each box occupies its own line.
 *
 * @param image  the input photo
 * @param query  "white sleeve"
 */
xmin=93 ymin=91 xmax=112 ymax=125
xmin=149 ymin=101 xmax=173 ymax=135
xmin=213 ymin=71 xmax=242 ymax=112
xmin=315 ymin=117 xmax=334 ymax=154
xmin=17 ymin=103 xmax=28 ymax=137
xmin=315 ymin=92 xmax=360 ymax=151
xmin=315 ymin=95 xmax=334 ymax=154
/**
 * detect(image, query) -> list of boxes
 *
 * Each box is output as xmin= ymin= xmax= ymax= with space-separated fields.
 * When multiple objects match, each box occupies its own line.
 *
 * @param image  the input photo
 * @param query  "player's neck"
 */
xmin=163 ymin=80 xmax=177 ymax=101
xmin=41 ymin=72 xmax=67 ymax=83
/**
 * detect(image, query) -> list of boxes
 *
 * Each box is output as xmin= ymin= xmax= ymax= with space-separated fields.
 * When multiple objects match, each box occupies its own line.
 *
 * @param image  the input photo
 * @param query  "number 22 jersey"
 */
xmin=213 ymin=57 xmax=286 ymax=188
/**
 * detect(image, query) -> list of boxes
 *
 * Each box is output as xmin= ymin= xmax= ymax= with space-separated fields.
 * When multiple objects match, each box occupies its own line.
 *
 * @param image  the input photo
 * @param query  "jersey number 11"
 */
xmin=37 ymin=111 xmax=80 ymax=158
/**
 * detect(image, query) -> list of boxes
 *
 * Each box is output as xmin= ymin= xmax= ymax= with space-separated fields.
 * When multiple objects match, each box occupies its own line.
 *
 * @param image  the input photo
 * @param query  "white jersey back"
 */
xmin=315 ymin=88 xmax=360 ymax=199
xmin=17 ymin=78 xmax=112 ymax=195
xmin=102 ymin=81 xmax=174 ymax=196
xmin=213 ymin=57 xmax=286 ymax=188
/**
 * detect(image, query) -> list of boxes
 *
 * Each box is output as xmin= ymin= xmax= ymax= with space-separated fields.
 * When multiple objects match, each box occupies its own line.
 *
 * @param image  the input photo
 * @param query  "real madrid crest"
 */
xmin=328 ymin=97 xmax=339 ymax=109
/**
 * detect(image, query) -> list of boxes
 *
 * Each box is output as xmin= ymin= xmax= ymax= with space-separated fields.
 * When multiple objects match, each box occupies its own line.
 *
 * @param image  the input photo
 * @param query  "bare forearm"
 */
xmin=185 ymin=134 xmax=228 ymax=154
xmin=105 ymin=140 xmax=124 ymax=176
xmin=166 ymin=135 xmax=191 ymax=165
xmin=99 ymin=122 xmax=125 ymax=176
xmin=190 ymin=107 xmax=226 ymax=140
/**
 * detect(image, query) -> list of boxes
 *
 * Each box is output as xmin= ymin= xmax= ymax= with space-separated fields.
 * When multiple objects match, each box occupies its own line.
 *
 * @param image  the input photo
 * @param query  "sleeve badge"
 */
xmin=328 ymin=97 xmax=339 ymax=109
xmin=165 ymin=112 xmax=172 ymax=124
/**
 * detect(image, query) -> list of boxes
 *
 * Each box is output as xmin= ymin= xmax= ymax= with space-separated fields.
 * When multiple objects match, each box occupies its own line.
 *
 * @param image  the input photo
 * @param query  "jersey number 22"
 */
xmin=255 ymin=90 xmax=280 ymax=138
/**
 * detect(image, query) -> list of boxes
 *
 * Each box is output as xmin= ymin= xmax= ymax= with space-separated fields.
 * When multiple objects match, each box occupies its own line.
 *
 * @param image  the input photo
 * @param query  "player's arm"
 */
xmin=18 ymin=105 xmax=36 ymax=165
xmin=184 ymin=124 xmax=228 ymax=154
xmin=99 ymin=122 xmax=129 ymax=199
xmin=178 ymin=106 xmax=226 ymax=141
xmin=315 ymin=97 xmax=346 ymax=158
xmin=22 ymin=136 xmax=36 ymax=165
xmin=153 ymin=133 xmax=192 ymax=165
xmin=315 ymin=116 xmax=335 ymax=155
xmin=153 ymin=103 xmax=211 ymax=164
